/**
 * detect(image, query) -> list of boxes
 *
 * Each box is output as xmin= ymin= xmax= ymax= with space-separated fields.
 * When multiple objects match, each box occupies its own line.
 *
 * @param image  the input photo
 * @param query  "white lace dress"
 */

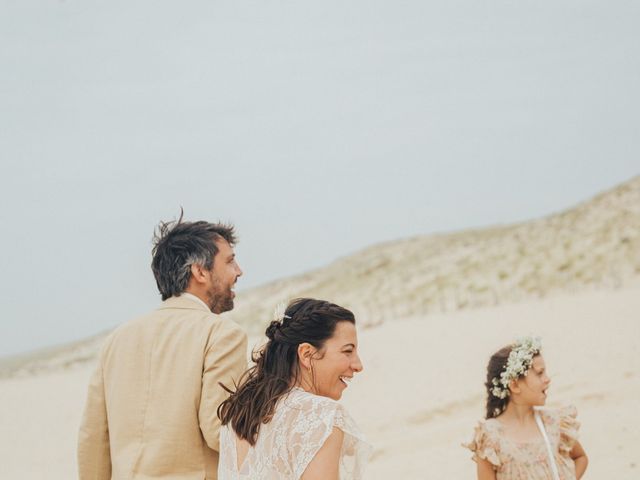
xmin=218 ymin=387 xmax=371 ymax=479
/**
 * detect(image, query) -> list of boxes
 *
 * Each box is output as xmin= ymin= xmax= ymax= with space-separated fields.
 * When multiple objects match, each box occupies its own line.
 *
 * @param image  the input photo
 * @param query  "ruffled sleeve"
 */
xmin=558 ymin=405 xmax=580 ymax=454
xmin=463 ymin=421 xmax=501 ymax=468
xmin=287 ymin=392 xmax=371 ymax=479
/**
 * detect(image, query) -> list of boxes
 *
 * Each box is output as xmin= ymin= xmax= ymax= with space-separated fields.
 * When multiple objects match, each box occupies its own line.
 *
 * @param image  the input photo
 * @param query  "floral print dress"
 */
xmin=464 ymin=406 xmax=580 ymax=480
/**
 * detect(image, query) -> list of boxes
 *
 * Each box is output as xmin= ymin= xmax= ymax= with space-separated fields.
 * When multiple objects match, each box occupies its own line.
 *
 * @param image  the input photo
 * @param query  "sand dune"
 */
xmin=2 ymin=176 xmax=638 ymax=379
xmin=225 ymin=175 xmax=640 ymax=335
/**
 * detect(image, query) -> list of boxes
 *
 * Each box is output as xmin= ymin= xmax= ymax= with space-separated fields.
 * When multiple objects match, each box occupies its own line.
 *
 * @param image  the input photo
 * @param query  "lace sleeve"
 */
xmin=287 ymin=394 xmax=371 ymax=479
xmin=463 ymin=421 xmax=501 ymax=469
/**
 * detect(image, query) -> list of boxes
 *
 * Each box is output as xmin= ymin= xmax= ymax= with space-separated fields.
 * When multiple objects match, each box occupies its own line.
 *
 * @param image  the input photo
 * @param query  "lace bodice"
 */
xmin=218 ymin=388 xmax=371 ymax=479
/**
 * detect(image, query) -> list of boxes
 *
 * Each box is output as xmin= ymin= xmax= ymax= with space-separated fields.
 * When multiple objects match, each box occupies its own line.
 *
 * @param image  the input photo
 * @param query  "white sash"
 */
xmin=534 ymin=410 xmax=561 ymax=480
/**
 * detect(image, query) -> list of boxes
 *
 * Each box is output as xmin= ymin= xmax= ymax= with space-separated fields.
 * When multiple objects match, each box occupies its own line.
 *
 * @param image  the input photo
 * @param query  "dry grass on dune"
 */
xmin=226 ymin=175 xmax=640 ymax=333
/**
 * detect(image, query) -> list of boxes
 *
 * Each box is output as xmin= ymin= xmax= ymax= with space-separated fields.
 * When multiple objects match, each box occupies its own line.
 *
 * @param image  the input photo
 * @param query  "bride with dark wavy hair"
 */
xmin=217 ymin=298 xmax=370 ymax=479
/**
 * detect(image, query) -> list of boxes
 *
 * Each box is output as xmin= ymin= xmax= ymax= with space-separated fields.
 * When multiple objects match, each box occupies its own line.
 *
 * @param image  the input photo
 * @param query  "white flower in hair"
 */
xmin=272 ymin=301 xmax=290 ymax=322
xmin=491 ymin=336 xmax=542 ymax=399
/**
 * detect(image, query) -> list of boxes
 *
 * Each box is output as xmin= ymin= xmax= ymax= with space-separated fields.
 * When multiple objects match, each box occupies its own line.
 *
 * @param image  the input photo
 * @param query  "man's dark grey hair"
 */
xmin=151 ymin=214 xmax=237 ymax=300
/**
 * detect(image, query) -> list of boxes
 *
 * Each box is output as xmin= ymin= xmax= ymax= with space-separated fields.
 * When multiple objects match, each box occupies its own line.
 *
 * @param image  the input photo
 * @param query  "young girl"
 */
xmin=465 ymin=337 xmax=588 ymax=480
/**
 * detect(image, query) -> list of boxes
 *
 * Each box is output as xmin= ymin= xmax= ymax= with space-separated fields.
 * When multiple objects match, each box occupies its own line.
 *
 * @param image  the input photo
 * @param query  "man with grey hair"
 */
xmin=78 ymin=216 xmax=247 ymax=480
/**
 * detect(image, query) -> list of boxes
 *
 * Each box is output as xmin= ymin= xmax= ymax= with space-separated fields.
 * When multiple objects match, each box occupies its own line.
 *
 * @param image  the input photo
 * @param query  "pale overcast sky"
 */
xmin=1 ymin=1 xmax=638 ymax=357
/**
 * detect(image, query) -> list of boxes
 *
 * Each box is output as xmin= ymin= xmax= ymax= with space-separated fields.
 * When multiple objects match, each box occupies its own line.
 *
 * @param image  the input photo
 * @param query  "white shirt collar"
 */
xmin=181 ymin=292 xmax=211 ymax=311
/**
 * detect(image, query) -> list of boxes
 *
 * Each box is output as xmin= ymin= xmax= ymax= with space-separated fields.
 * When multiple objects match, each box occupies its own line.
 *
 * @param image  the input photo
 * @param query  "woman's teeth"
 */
xmin=340 ymin=376 xmax=352 ymax=386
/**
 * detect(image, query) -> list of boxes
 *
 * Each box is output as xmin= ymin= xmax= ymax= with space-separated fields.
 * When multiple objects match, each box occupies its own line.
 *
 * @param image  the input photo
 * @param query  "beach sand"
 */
xmin=341 ymin=283 xmax=640 ymax=478
xmin=1 ymin=284 xmax=638 ymax=478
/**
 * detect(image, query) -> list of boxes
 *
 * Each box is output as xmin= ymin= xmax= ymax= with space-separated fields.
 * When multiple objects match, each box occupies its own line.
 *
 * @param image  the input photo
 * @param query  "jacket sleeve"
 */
xmin=77 ymin=346 xmax=112 ymax=480
xmin=199 ymin=320 xmax=248 ymax=452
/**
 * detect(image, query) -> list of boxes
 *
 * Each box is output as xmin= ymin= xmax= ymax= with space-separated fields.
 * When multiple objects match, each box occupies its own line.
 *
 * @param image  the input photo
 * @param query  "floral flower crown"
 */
xmin=490 ymin=336 xmax=542 ymax=400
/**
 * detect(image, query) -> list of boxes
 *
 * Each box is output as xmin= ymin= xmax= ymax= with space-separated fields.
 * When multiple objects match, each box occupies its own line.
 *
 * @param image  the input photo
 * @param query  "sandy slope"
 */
xmin=1 ymin=284 xmax=638 ymax=479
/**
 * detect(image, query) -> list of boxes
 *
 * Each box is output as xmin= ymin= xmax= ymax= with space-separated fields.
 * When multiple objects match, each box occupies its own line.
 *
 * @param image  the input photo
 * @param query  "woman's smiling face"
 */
xmin=310 ymin=321 xmax=363 ymax=400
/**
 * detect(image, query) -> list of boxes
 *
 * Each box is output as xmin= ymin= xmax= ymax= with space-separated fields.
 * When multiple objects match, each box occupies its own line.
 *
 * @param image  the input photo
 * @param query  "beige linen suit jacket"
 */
xmin=78 ymin=295 xmax=248 ymax=480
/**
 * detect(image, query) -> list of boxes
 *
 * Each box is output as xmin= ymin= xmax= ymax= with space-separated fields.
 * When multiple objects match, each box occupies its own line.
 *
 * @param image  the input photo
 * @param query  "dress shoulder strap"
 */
xmin=534 ymin=410 xmax=560 ymax=480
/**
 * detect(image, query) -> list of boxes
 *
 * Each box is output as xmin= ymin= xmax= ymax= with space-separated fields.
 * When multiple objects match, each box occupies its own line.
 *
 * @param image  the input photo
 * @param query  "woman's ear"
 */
xmin=297 ymin=343 xmax=315 ymax=370
xmin=508 ymin=378 xmax=521 ymax=395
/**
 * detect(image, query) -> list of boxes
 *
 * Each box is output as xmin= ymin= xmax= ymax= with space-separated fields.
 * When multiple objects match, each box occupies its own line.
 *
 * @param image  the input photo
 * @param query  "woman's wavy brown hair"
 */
xmin=217 ymin=298 xmax=355 ymax=445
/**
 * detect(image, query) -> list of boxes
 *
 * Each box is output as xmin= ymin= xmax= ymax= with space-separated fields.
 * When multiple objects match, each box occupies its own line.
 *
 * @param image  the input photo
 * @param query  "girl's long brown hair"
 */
xmin=484 ymin=346 xmax=512 ymax=419
xmin=217 ymin=298 xmax=355 ymax=445
xmin=484 ymin=345 xmax=541 ymax=418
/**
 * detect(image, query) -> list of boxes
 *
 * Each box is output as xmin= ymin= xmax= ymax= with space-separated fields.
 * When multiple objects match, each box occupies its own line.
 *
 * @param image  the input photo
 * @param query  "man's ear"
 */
xmin=297 ymin=343 xmax=316 ymax=370
xmin=190 ymin=263 xmax=208 ymax=284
